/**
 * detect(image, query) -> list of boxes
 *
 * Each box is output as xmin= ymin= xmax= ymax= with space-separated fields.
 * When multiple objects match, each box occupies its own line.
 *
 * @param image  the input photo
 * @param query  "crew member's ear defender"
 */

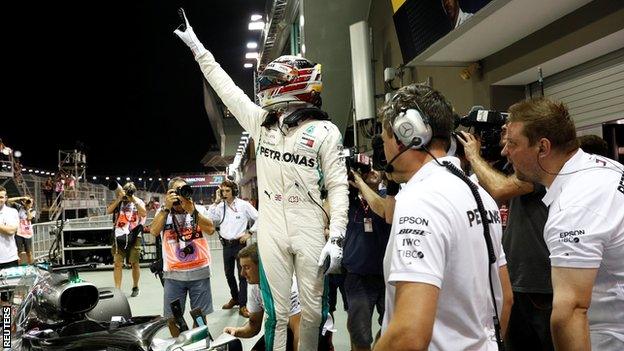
xmin=220 ymin=183 xmax=239 ymax=197
xmin=392 ymin=106 xmax=433 ymax=149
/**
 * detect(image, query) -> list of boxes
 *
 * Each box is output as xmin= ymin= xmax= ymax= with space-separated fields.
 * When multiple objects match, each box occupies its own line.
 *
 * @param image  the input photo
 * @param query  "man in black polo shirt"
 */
xmin=458 ymin=130 xmax=553 ymax=350
xmin=343 ymin=170 xmax=392 ymax=351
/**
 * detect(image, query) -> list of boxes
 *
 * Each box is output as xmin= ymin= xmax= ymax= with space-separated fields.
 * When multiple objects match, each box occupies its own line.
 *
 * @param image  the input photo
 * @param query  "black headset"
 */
xmin=392 ymin=105 xmax=433 ymax=149
xmin=221 ymin=183 xmax=239 ymax=197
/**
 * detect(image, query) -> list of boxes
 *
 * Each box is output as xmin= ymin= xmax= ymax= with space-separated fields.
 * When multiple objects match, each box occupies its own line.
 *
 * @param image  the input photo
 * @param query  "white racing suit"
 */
xmin=196 ymin=52 xmax=348 ymax=351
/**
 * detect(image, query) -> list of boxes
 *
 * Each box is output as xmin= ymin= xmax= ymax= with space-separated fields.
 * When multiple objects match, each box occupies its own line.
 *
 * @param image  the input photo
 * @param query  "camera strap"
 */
xmin=170 ymin=210 xmax=199 ymax=243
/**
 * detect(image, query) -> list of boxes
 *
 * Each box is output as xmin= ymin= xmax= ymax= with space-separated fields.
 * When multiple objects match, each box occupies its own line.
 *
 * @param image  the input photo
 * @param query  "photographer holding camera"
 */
xmin=373 ymin=84 xmax=512 ymax=351
xmin=7 ymin=195 xmax=36 ymax=264
xmin=456 ymin=119 xmax=553 ymax=350
xmin=208 ymin=180 xmax=258 ymax=318
xmin=343 ymin=164 xmax=391 ymax=351
xmin=149 ymin=177 xmax=216 ymax=318
xmin=106 ymin=181 xmax=146 ymax=297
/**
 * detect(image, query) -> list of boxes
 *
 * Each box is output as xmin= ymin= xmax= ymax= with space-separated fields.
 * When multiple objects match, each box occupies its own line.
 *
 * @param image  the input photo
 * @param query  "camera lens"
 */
xmin=178 ymin=185 xmax=193 ymax=199
xmin=108 ymin=180 xmax=119 ymax=191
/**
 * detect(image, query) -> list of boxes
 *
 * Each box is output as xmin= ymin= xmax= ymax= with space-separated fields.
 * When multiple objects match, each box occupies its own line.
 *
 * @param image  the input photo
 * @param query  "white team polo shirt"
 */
xmin=382 ymin=156 xmax=506 ymax=351
xmin=208 ymin=198 xmax=258 ymax=240
xmin=0 ymin=205 xmax=19 ymax=263
xmin=542 ymin=149 xmax=624 ymax=348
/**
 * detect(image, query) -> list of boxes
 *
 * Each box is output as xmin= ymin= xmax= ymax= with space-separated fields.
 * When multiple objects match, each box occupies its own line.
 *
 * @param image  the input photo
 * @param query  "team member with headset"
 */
xmin=502 ymin=98 xmax=623 ymax=350
xmin=208 ymin=180 xmax=258 ymax=318
xmin=373 ymin=84 xmax=512 ymax=350
xmin=174 ymin=10 xmax=348 ymax=351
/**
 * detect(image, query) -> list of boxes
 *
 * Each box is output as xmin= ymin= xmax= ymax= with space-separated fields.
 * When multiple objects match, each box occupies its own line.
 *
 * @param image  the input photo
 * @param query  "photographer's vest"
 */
xmin=161 ymin=212 xmax=211 ymax=272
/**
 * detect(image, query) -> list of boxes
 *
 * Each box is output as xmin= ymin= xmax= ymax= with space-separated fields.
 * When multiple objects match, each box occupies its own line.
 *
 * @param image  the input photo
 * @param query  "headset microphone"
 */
xmin=384 ymin=138 xmax=419 ymax=173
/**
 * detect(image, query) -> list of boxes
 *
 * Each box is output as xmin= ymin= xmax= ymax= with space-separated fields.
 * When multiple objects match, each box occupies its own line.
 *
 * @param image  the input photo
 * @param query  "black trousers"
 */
xmin=505 ymin=291 xmax=554 ymax=351
xmin=223 ymin=241 xmax=247 ymax=306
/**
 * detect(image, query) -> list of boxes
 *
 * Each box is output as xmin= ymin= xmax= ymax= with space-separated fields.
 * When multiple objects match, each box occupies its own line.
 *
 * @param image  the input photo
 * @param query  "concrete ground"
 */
xmin=80 ymin=248 xmax=382 ymax=350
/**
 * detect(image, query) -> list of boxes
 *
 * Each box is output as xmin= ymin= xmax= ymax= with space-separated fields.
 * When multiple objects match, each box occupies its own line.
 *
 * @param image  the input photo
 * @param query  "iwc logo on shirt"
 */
xmin=559 ymin=229 xmax=585 ymax=243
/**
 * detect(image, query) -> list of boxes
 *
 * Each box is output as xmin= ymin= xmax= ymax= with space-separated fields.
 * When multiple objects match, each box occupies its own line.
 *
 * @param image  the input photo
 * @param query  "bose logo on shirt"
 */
xmin=466 ymin=209 xmax=500 ymax=227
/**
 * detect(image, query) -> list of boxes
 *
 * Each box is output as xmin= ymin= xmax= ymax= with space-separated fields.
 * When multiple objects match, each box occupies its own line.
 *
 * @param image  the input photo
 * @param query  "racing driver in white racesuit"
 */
xmin=174 ymin=9 xmax=348 ymax=351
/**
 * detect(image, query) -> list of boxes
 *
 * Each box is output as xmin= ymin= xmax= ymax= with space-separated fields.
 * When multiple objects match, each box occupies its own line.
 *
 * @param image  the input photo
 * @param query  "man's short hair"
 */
xmin=167 ymin=177 xmax=186 ymax=190
xmin=379 ymin=83 xmax=454 ymax=148
xmin=508 ymin=98 xmax=579 ymax=153
xmin=237 ymin=243 xmax=258 ymax=264
xmin=220 ymin=180 xmax=238 ymax=193
xmin=123 ymin=182 xmax=137 ymax=193
xmin=0 ymin=186 xmax=6 ymax=194
xmin=578 ymin=135 xmax=609 ymax=158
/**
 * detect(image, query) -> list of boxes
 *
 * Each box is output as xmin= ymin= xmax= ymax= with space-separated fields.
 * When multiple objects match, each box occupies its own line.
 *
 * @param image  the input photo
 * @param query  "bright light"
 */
xmin=105 ymin=176 xmax=110 ymax=180
xmin=51 ymin=173 xmax=55 ymax=176
xmin=34 ymin=170 xmax=40 ymax=174
xmin=248 ymin=21 xmax=264 ymax=31
xmin=158 ymin=178 xmax=162 ymax=181
xmin=126 ymin=177 xmax=131 ymax=181
xmin=250 ymin=14 xmax=262 ymax=21
xmin=244 ymin=63 xmax=253 ymax=68
xmin=21 ymin=168 xmax=26 ymax=171
xmin=45 ymin=172 xmax=50 ymax=175
xmin=167 ymin=178 xmax=171 ymax=181
xmin=149 ymin=178 xmax=153 ymax=181
xmin=138 ymin=178 xmax=143 ymax=181
xmin=246 ymin=42 xmax=258 ymax=49
xmin=13 ymin=150 xmax=22 ymax=158
xmin=242 ymin=131 xmax=250 ymax=135
xmin=116 ymin=177 xmax=121 ymax=180
xmin=28 ymin=169 xmax=33 ymax=172
xmin=92 ymin=176 xmax=97 ymax=180
xmin=245 ymin=52 xmax=259 ymax=59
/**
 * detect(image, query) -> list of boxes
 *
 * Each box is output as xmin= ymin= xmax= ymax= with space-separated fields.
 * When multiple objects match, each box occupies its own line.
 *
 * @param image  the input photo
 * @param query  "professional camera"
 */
xmin=341 ymin=147 xmax=372 ymax=180
xmin=175 ymin=184 xmax=194 ymax=199
xmin=455 ymin=107 xmax=508 ymax=162
xmin=108 ymin=179 xmax=120 ymax=191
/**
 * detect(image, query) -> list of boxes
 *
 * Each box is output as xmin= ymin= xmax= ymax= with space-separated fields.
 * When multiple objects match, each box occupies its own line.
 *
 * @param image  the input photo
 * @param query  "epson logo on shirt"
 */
xmin=466 ymin=209 xmax=500 ymax=227
xmin=259 ymin=146 xmax=316 ymax=168
xmin=398 ymin=217 xmax=429 ymax=226
xmin=559 ymin=229 xmax=585 ymax=243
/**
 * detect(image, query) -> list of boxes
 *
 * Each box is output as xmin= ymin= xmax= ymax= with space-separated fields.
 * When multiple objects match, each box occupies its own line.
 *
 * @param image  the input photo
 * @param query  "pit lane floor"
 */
xmin=80 ymin=248 xmax=381 ymax=350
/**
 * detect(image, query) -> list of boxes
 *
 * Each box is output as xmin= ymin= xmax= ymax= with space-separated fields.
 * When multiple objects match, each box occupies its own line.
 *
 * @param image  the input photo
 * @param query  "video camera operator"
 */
xmin=106 ymin=181 xmax=147 ymax=297
xmin=373 ymin=84 xmax=512 ymax=351
xmin=342 ymin=155 xmax=391 ymax=351
xmin=7 ymin=195 xmax=36 ymax=265
xmin=456 ymin=110 xmax=553 ymax=351
xmin=149 ymin=177 xmax=215 ymax=318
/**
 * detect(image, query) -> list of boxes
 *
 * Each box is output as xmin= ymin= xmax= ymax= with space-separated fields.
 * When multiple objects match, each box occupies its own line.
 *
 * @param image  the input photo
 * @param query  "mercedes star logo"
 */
xmin=398 ymin=122 xmax=414 ymax=137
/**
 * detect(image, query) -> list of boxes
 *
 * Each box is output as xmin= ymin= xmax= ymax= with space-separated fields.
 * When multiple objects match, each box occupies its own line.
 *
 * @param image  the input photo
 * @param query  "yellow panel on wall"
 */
xmin=391 ymin=0 xmax=407 ymax=13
